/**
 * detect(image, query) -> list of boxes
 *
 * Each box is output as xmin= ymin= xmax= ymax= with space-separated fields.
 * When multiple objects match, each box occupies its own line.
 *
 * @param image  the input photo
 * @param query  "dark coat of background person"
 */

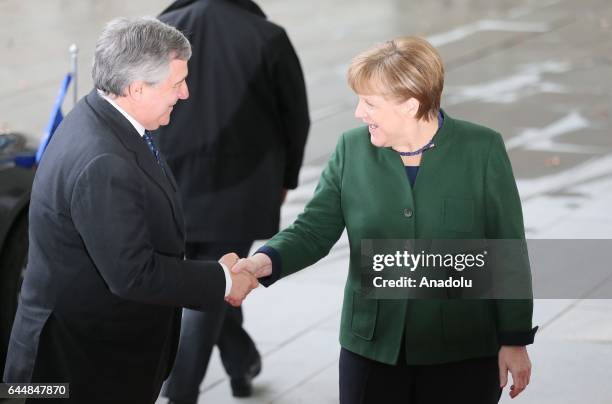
xmin=157 ymin=0 xmax=310 ymax=242
xmin=156 ymin=1 xmax=309 ymax=401
xmin=2 ymin=90 xmax=227 ymax=403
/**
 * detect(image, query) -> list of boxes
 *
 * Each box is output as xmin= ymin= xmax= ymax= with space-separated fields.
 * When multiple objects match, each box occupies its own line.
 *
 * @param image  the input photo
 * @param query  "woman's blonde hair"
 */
xmin=347 ymin=36 xmax=444 ymax=121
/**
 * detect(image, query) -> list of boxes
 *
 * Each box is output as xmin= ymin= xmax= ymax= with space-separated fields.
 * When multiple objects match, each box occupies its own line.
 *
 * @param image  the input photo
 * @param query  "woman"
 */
xmin=231 ymin=36 xmax=537 ymax=403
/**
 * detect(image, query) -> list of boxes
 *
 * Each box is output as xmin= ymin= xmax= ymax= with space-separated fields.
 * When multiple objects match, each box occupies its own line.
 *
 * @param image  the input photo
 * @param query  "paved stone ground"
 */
xmin=1 ymin=0 xmax=611 ymax=403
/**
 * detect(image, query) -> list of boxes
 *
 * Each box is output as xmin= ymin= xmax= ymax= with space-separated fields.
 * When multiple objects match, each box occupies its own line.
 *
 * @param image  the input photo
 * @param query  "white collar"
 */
xmin=97 ymin=89 xmax=146 ymax=137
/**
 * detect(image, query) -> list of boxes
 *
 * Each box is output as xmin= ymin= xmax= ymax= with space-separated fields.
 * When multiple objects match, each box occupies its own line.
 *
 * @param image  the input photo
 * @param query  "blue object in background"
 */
xmin=14 ymin=72 xmax=72 ymax=168
xmin=35 ymin=73 xmax=73 ymax=164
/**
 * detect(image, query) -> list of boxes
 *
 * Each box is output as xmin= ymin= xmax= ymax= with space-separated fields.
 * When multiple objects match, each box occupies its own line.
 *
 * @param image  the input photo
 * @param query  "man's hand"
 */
xmin=219 ymin=252 xmax=240 ymax=269
xmin=231 ymin=254 xmax=273 ymax=279
xmin=499 ymin=345 xmax=532 ymax=399
xmin=225 ymin=269 xmax=258 ymax=307
xmin=219 ymin=253 xmax=258 ymax=307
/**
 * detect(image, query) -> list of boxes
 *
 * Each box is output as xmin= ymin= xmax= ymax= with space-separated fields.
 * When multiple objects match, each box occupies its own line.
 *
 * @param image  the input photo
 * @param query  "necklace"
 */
xmin=395 ymin=140 xmax=435 ymax=156
xmin=394 ymin=110 xmax=443 ymax=156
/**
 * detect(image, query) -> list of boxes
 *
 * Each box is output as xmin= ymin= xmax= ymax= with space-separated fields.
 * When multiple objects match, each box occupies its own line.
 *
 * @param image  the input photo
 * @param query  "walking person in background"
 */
xmin=233 ymin=36 xmax=537 ymax=404
xmin=157 ymin=0 xmax=310 ymax=401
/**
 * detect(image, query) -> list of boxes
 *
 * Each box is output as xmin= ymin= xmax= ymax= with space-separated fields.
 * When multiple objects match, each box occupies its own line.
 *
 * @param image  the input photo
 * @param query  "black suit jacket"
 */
xmin=3 ymin=90 xmax=226 ymax=403
xmin=158 ymin=0 xmax=310 ymax=242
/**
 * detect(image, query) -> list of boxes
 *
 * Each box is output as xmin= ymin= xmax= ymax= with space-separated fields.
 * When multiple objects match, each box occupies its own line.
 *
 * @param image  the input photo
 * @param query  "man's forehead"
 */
xmin=170 ymin=58 xmax=188 ymax=71
xmin=169 ymin=59 xmax=188 ymax=79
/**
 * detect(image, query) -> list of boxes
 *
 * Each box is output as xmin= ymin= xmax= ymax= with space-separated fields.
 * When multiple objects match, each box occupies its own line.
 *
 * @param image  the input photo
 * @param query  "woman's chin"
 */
xmin=369 ymin=134 xmax=386 ymax=148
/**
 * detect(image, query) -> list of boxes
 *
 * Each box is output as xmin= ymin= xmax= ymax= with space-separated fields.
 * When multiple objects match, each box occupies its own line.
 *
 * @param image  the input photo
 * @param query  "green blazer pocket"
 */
xmin=443 ymin=197 xmax=475 ymax=232
xmin=350 ymin=291 xmax=378 ymax=341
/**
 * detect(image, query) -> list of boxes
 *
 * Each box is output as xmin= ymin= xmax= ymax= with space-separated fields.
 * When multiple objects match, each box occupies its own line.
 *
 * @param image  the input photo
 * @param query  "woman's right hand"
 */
xmin=231 ymin=253 xmax=273 ymax=279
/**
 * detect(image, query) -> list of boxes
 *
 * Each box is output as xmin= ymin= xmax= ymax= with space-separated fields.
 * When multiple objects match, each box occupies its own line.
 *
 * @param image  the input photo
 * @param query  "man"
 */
xmin=157 ymin=0 xmax=310 ymax=401
xmin=3 ymin=17 xmax=257 ymax=404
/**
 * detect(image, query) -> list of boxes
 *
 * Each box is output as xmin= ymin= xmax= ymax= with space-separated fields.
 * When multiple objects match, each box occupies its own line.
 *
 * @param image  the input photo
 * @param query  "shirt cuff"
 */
xmin=218 ymin=262 xmax=232 ymax=297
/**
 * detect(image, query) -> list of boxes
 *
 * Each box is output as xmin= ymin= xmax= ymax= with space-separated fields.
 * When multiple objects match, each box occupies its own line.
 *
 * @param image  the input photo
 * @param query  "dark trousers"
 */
xmin=162 ymin=241 xmax=259 ymax=404
xmin=339 ymin=348 xmax=502 ymax=404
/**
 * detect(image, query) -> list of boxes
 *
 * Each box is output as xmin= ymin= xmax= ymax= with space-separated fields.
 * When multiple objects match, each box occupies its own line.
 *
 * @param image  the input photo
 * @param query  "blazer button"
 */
xmin=404 ymin=208 xmax=413 ymax=218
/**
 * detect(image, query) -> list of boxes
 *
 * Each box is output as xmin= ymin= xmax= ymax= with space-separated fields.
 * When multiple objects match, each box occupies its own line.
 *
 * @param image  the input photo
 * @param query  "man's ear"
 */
xmin=126 ymin=81 xmax=145 ymax=102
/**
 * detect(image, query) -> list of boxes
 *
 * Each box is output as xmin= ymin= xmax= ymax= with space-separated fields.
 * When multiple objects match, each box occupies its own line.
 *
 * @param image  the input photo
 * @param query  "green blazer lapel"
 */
xmin=412 ymin=109 xmax=454 ymax=196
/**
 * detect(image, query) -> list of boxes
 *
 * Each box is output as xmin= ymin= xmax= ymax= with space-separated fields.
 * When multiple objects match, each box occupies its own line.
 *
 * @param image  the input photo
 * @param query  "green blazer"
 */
xmin=263 ymin=111 xmax=536 ymax=365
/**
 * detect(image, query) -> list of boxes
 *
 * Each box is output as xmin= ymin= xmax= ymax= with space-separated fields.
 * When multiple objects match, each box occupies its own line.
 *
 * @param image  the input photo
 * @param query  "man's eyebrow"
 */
xmin=174 ymin=75 xmax=188 ymax=85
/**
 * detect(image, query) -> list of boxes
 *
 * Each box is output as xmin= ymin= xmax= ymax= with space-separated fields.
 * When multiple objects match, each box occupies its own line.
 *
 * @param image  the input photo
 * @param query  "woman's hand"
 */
xmin=499 ymin=345 xmax=532 ymax=399
xmin=231 ymin=253 xmax=273 ymax=279
xmin=225 ymin=270 xmax=259 ymax=307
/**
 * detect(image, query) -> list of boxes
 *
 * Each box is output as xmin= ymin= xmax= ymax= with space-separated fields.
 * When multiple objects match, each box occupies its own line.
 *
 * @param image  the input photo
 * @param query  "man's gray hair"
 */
xmin=92 ymin=17 xmax=191 ymax=97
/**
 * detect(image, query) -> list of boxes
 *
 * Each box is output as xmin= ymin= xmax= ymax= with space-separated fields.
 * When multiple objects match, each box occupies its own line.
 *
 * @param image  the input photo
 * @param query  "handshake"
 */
xmin=219 ymin=252 xmax=274 ymax=307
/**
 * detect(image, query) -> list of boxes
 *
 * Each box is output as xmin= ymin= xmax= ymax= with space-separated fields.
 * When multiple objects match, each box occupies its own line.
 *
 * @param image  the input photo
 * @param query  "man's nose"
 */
xmin=179 ymin=82 xmax=189 ymax=100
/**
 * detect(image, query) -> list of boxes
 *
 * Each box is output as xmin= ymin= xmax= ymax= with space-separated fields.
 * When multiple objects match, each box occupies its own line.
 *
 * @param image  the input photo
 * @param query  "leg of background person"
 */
xmin=414 ymin=355 xmax=502 ymax=404
xmin=217 ymin=305 xmax=260 ymax=378
xmin=162 ymin=305 xmax=227 ymax=404
xmin=162 ymin=242 xmax=228 ymax=404
xmin=215 ymin=241 xmax=262 ymax=397
xmin=162 ymin=241 xmax=259 ymax=402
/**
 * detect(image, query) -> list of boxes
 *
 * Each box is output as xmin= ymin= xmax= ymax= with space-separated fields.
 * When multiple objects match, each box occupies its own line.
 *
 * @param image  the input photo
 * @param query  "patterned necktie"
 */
xmin=142 ymin=130 xmax=165 ymax=173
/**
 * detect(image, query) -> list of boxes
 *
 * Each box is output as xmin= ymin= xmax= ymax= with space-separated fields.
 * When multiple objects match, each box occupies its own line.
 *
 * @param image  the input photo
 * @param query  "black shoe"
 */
xmin=230 ymin=357 xmax=262 ymax=398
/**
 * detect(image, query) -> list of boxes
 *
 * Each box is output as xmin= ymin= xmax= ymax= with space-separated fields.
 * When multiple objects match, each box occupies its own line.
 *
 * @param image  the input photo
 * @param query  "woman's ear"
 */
xmin=403 ymin=97 xmax=420 ymax=118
